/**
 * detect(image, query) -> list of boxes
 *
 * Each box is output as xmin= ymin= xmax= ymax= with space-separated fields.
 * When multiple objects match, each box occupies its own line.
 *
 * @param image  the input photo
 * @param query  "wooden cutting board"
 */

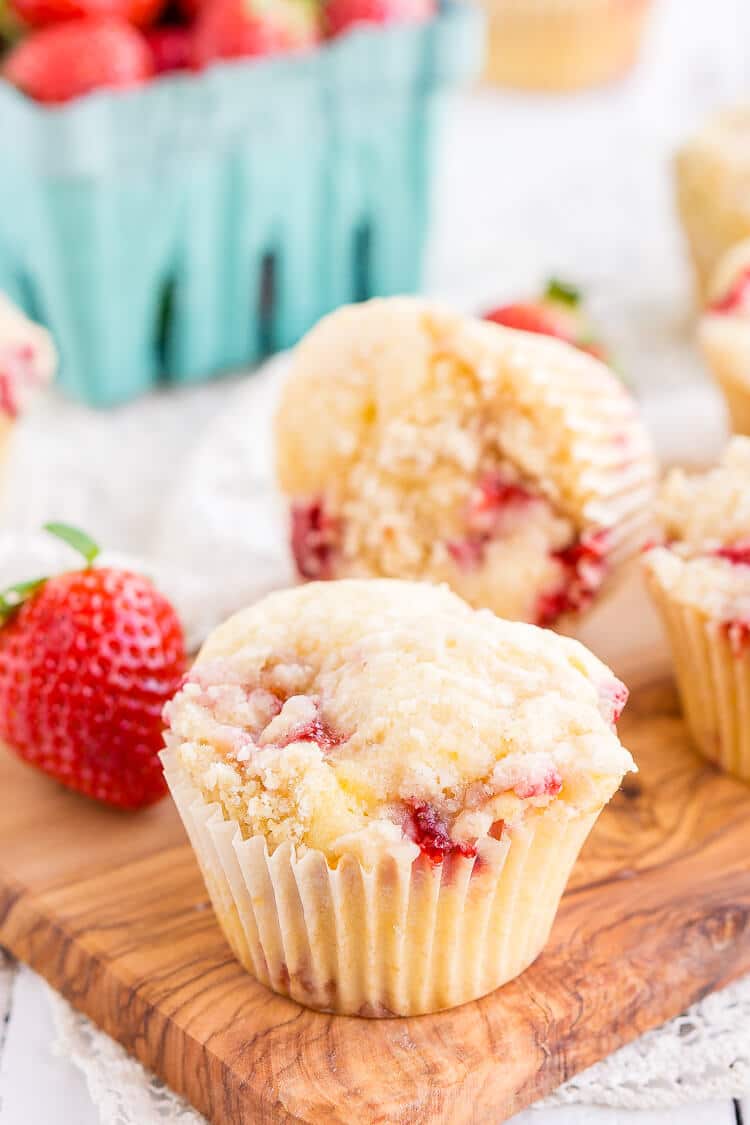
xmin=2 ymin=576 xmax=750 ymax=1124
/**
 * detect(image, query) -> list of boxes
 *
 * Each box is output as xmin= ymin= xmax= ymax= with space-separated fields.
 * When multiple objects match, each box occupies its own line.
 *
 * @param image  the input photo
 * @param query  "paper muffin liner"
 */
xmin=162 ymin=747 xmax=602 ymax=1016
xmin=481 ymin=0 xmax=652 ymax=91
xmin=541 ymin=359 xmax=659 ymax=590
xmin=699 ymin=317 xmax=750 ymax=437
xmin=644 ymin=569 xmax=750 ymax=783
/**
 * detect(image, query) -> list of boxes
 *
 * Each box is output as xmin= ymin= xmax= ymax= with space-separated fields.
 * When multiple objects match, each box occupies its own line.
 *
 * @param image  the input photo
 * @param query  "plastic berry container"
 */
xmin=0 ymin=3 xmax=482 ymax=406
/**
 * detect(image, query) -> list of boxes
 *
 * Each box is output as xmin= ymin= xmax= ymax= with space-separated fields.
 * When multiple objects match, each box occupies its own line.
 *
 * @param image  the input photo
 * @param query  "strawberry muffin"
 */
xmin=699 ymin=238 xmax=750 ymax=436
xmin=275 ymin=298 xmax=657 ymax=629
xmin=481 ymin=0 xmax=652 ymax=91
xmin=676 ymin=108 xmax=750 ymax=299
xmin=643 ymin=438 xmax=750 ymax=782
xmin=0 ymin=293 xmax=55 ymax=468
xmin=162 ymin=579 xmax=634 ymax=1015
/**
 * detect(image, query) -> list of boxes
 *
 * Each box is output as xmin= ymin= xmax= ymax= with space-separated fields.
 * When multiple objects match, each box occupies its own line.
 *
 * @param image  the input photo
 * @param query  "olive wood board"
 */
xmin=2 ymin=577 xmax=750 ymax=1124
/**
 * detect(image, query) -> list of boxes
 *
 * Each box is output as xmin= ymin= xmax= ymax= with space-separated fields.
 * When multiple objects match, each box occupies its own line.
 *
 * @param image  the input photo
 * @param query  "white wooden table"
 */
xmin=2 ymin=1 xmax=749 ymax=1120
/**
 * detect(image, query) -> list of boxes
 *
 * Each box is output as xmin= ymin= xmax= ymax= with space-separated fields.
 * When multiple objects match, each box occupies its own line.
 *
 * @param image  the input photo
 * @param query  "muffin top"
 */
xmin=0 ymin=293 xmax=56 ymax=418
xmin=164 ymin=580 xmax=633 ymax=865
xmin=644 ymin=438 xmax=750 ymax=635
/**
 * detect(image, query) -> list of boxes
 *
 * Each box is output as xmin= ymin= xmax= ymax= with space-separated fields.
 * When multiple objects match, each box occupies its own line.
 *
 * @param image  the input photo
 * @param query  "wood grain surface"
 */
xmin=2 ymin=578 xmax=750 ymax=1124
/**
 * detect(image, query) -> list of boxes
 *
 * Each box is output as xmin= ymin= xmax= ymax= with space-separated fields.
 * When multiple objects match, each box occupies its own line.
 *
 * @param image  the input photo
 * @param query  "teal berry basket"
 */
xmin=0 ymin=3 xmax=482 ymax=407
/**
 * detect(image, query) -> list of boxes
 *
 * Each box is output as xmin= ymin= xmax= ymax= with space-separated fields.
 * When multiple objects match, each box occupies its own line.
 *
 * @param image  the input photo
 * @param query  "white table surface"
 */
xmin=3 ymin=0 xmax=750 ymax=1120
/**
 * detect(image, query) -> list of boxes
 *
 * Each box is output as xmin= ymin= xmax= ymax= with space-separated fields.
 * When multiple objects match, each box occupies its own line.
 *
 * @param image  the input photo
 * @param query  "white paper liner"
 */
xmin=161 ymin=747 xmax=602 ymax=1017
xmin=645 ymin=570 xmax=750 ymax=782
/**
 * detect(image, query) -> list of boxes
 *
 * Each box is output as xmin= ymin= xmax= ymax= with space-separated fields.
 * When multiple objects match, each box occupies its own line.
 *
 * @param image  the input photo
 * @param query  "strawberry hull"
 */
xmin=0 ymin=4 xmax=482 ymax=406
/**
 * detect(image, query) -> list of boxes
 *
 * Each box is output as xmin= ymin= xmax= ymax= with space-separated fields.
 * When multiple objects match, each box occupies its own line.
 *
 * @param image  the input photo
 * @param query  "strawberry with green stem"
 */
xmin=484 ymin=279 xmax=611 ymax=364
xmin=0 ymin=523 xmax=185 ymax=810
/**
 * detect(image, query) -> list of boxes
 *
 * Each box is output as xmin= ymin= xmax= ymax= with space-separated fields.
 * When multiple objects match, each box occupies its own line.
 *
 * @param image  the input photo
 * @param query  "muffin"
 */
xmin=0 ymin=293 xmax=55 ymax=460
xmin=699 ymin=238 xmax=750 ymax=436
xmin=481 ymin=0 xmax=653 ymax=92
xmin=676 ymin=108 xmax=750 ymax=299
xmin=275 ymin=298 xmax=657 ymax=629
xmin=162 ymin=579 xmax=634 ymax=1016
xmin=642 ymin=438 xmax=750 ymax=781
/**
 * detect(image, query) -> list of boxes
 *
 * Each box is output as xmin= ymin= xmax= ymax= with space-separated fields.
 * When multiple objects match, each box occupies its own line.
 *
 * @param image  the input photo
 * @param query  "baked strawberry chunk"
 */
xmin=513 ymin=766 xmax=562 ymax=800
xmin=275 ymin=711 xmax=346 ymax=751
xmin=535 ymin=530 xmax=609 ymax=627
xmin=290 ymin=499 xmax=340 ymax=580
xmin=598 ymin=678 xmax=629 ymax=728
xmin=708 ymin=268 xmax=750 ymax=315
xmin=447 ymin=471 xmax=539 ymax=571
xmin=406 ymin=801 xmax=476 ymax=865
xmin=715 ymin=540 xmax=750 ymax=566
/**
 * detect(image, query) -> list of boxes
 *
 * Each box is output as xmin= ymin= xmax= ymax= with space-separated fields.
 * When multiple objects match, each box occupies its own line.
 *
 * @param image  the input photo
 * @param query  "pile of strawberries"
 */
xmin=0 ymin=0 xmax=434 ymax=104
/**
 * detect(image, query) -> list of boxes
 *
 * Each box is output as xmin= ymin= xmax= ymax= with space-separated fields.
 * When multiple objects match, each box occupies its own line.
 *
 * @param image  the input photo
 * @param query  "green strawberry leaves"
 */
xmin=0 ymin=578 xmax=47 ymax=624
xmin=545 ymin=278 xmax=581 ymax=307
xmin=43 ymin=522 xmax=100 ymax=566
xmin=0 ymin=523 xmax=101 ymax=625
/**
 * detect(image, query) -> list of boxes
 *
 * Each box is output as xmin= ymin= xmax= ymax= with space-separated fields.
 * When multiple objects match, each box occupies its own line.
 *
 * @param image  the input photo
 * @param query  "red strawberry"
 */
xmin=10 ymin=0 xmax=164 ymax=28
xmin=0 ymin=524 xmax=185 ymax=810
xmin=325 ymin=0 xmax=433 ymax=37
xmin=3 ymin=17 xmax=153 ymax=104
xmin=484 ymin=302 xmax=570 ymax=340
xmin=484 ymin=278 xmax=611 ymax=366
xmin=146 ymin=23 xmax=191 ymax=71
xmin=191 ymin=0 xmax=319 ymax=67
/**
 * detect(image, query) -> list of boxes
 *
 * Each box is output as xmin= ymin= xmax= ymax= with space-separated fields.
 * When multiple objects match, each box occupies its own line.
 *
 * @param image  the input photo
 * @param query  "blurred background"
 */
xmin=0 ymin=0 xmax=749 ymax=604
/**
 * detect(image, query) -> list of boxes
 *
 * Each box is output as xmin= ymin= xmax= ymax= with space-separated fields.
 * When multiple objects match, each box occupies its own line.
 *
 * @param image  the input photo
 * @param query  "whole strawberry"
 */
xmin=146 ymin=24 xmax=192 ymax=72
xmin=3 ymin=16 xmax=153 ymax=104
xmin=484 ymin=278 xmax=610 ymax=364
xmin=325 ymin=0 xmax=434 ymax=38
xmin=0 ymin=524 xmax=185 ymax=810
xmin=192 ymin=0 xmax=319 ymax=67
xmin=10 ymin=0 xmax=165 ymax=29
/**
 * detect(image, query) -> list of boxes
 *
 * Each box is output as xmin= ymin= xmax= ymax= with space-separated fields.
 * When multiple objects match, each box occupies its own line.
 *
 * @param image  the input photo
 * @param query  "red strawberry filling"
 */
xmin=405 ymin=801 xmax=476 ymax=865
xmin=535 ymin=530 xmax=609 ymax=627
xmin=290 ymin=499 xmax=340 ymax=580
xmin=513 ymin=766 xmax=562 ymax=800
xmin=708 ymin=268 xmax=750 ymax=315
xmin=0 ymin=343 xmax=37 ymax=419
xmin=715 ymin=540 xmax=750 ymax=567
xmin=275 ymin=711 xmax=346 ymax=751
xmin=447 ymin=472 xmax=539 ymax=571
xmin=598 ymin=678 xmax=629 ymax=728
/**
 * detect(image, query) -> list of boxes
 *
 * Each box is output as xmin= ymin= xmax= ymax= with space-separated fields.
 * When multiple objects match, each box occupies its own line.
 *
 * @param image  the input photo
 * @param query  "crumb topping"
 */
xmin=644 ymin=438 xmax=750 ymax=637
xmin=164 ymin=580 xmax=634 ymax=864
